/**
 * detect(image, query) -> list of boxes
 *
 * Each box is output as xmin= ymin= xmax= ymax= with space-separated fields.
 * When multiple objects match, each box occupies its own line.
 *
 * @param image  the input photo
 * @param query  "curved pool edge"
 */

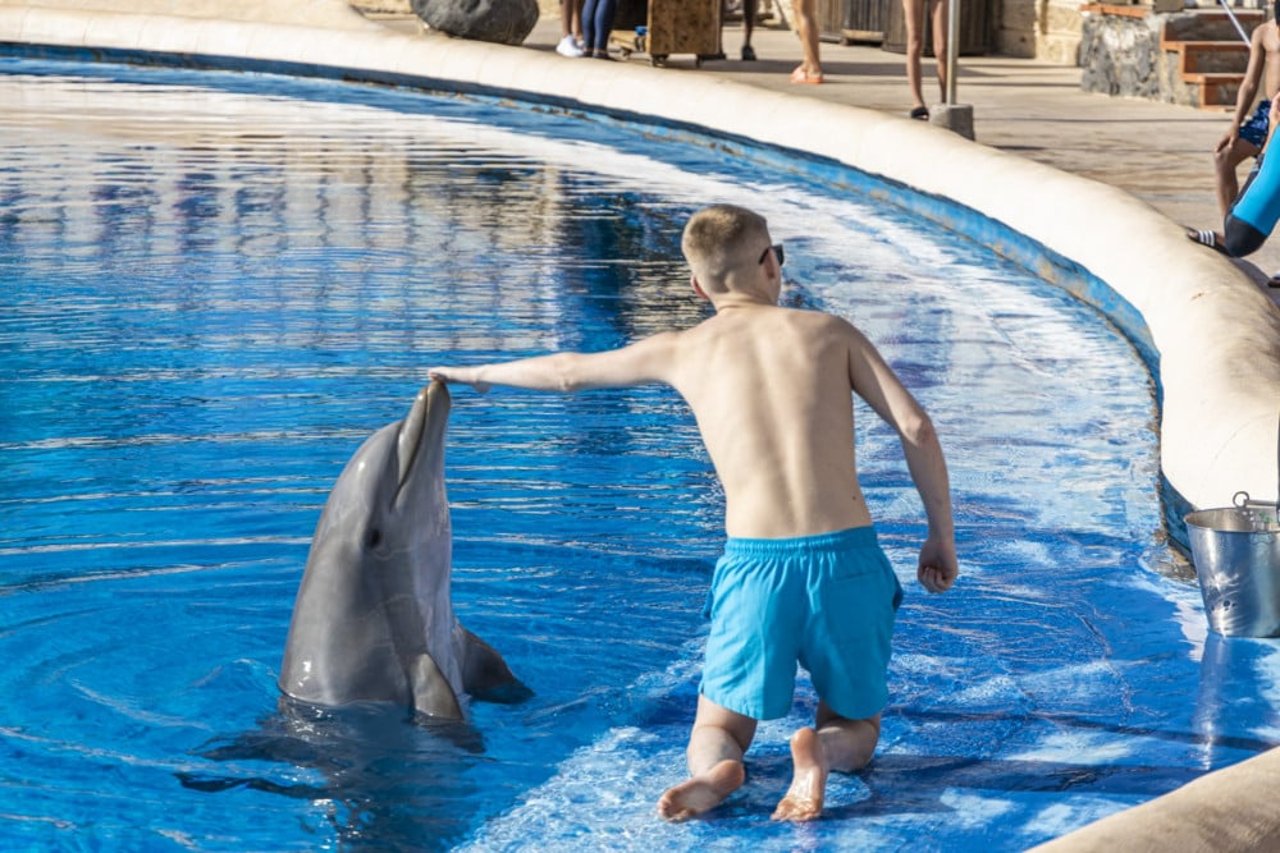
xmin=2 ymin=0 xmax=1277 ymax=524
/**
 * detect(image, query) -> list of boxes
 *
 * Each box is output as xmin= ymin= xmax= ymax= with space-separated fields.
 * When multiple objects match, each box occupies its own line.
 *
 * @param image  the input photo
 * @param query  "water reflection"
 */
xmin=0 ymin=60 xmax=1237 ymax=852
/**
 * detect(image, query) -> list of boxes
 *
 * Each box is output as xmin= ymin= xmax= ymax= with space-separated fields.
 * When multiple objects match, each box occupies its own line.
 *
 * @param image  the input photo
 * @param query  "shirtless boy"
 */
xmin=428 ymin=204 xmax=958 ymax=822
xmin=1213 ymin=3 xmax=1280 ymax=217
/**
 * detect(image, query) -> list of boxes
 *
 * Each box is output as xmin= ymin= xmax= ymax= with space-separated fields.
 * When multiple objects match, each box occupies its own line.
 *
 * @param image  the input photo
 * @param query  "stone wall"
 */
xmin=1079 ymin=10 xmax=1163 ymax=98
xmin=1037 ymin=0 xmax=1084 ymax=64
xmin=998 ymin=0 xmax=1083 ymax=65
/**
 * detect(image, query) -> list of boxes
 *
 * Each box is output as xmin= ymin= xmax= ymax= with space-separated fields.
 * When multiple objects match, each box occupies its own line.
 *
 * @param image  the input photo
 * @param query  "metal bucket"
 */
xmin=1185 ymin=498 xmax=1280 ymax=637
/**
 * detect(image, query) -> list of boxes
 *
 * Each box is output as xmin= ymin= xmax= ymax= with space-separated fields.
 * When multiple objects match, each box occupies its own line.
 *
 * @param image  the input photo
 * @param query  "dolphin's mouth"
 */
xmin=395 ymin=380 xmax=449 ymax=503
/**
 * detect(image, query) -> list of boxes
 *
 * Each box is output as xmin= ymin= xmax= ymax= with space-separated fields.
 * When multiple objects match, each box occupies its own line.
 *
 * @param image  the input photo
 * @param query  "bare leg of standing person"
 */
xmin=557 ymin=0 xmax=585 ymax=56
xmin=903 ymin=0 xmax=929 ymax=117
xmin=742 ymin=0 xmax=758 ymax=60
xmin=931 ymin=0 xmax=949 ymax=102
xmin=789 ymin=0 xmax=822 ymax=83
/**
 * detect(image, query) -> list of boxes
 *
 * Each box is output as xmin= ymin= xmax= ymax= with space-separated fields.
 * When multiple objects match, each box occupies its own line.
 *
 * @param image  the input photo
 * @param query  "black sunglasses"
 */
xmin=758 ymin=243 xmax=784 ymax=266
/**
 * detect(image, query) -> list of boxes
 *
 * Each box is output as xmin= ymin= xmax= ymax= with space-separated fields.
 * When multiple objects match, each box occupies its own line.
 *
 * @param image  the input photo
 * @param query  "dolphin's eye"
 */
xmin=366 ymin=528 xmax=382 ymax=549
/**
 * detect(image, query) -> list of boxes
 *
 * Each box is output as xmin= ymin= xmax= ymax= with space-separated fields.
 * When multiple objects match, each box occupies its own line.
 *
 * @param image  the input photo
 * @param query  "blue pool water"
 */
xmin=2 ymin=57 xmax=1279 ymax=851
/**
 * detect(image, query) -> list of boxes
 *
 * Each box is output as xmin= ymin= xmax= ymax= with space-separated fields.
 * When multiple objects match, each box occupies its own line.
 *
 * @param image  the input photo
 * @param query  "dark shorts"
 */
xmin=700 ymin=526 xmax=903 ymax=721
xmin=1240 ymin=100 xmax=1271 ymax=149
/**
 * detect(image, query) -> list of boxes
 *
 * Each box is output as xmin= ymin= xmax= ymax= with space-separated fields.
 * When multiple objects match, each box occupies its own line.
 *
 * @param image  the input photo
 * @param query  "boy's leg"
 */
xmin=1216 ymin=137 xmax=1261 ymax=217
xmin=772 ymin=703 xmax=881 ymax=822
xmin=902 ymin=0 xmax=927 ymax=110
xmin=657 ymin=695 xmax=758 ymax=822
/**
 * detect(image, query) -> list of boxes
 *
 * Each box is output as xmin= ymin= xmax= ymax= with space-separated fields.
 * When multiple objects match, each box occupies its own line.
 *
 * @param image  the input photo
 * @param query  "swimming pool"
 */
xmin=1 ymin=57 xmax=1277 ymax=851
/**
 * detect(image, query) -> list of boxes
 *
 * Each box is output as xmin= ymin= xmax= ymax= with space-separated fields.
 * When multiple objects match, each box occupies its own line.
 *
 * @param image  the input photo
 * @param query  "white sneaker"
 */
xmin=556 ymin=35 xmax=585 ymax=58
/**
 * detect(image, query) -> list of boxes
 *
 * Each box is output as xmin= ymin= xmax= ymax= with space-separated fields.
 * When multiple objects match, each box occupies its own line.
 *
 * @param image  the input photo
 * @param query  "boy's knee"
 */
xmin=1214 ymin=148 xmax=1239 ymax=170
xmin=817 ymin=702 xmax=881 ymax=731
xmin=1224 ymin=216 xmax=1267 ymax=257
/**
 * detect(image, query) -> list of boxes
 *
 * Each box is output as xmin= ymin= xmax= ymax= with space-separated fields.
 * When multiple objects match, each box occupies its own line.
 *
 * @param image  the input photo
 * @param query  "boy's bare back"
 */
xmin=666 ymin=304 xmax=881 ymax=539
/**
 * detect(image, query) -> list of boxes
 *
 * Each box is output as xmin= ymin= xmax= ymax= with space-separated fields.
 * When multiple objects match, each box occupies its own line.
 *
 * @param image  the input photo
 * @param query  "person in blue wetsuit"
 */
xmin=1225 ymin=112 xmax=1280 ymax=257
xmin=1189 ymin=98 xmax=1280 ymax=259
xmin=430 ymin=204 xmax=958 ymax=822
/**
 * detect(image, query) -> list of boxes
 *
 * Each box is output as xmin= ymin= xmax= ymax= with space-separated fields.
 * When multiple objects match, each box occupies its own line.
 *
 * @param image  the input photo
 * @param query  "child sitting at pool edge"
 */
xmin=428 ymin=203 xmax=958 ymax=822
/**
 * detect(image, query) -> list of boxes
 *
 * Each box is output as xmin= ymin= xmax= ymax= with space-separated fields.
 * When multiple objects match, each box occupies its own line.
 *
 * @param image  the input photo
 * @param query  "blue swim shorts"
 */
xmin=700 ymin=526 xmax=903 ymax=721
xmin=1240 ymin=99 xmax=1272 ymax=149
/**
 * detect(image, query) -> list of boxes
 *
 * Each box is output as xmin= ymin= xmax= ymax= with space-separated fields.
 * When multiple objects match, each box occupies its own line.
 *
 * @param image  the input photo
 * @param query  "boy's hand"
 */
xmin=427 ymin=367 xmax=490 ymax=393
xmin=1215 ymin=127 xmax=1238 ymax=154
xmin=917 ymin=534 xmax=957 ymax=593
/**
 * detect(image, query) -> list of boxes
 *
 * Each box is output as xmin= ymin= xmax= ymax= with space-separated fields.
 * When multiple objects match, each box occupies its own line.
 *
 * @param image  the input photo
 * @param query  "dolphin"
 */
xmin=279 ymin=380 xmax=525 ymax=720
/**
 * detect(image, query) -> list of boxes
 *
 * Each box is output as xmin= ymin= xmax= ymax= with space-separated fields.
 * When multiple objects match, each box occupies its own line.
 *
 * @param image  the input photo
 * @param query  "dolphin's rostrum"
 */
xmin=279 ymin=380 xmax=524 ymax=719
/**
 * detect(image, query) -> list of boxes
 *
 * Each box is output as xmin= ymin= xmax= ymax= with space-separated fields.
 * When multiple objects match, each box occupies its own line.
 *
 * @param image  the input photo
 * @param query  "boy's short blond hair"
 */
xmin=681 ymin=205 xmax=769 ymax=293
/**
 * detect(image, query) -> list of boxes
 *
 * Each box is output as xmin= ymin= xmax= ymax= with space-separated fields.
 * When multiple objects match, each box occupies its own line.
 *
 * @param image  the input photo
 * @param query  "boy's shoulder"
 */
xmin=784 ymin=305 xmax=860 ymax=335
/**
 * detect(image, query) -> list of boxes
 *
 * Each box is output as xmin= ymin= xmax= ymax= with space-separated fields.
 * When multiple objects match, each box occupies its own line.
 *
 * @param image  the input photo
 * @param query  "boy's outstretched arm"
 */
xmin=428 ymin=331 xmax=680 ymax=394
xmin=845 ymin=325 xmax=957 ymax=594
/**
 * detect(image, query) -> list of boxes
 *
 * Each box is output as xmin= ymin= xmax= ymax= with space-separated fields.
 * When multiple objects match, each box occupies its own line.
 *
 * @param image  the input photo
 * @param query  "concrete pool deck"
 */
xmin=0 ymin=0 xmax=1276 ymax=517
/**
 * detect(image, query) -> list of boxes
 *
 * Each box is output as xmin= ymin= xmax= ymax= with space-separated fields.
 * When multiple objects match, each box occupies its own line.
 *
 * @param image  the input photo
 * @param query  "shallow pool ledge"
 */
xmin=3 ymin=0 xmax=1278 ymax=517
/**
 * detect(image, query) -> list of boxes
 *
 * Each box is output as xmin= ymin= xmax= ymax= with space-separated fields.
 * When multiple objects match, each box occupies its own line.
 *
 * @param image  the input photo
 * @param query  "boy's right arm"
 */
xmin=843 ymin=323 xmax=957 ymax=593
xmin=428 ymin=331 xmax=681 ymax=394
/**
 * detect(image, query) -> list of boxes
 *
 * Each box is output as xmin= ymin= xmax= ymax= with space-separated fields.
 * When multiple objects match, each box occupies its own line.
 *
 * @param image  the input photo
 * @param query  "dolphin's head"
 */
xmin=326 ymin=379 xmax=452 ymax=562
xmin=280 ymin=381 xmax=457 ymax=708
xmin=364 ymin=379 xmax=451 ymax=543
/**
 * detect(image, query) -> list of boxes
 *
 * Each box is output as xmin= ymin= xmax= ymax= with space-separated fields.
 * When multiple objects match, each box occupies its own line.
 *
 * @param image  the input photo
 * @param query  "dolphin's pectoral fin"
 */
xmin=461 ymin=626 xmax=532 ymax=704
xmin=408 ymin=652 xmax=464 ymax=720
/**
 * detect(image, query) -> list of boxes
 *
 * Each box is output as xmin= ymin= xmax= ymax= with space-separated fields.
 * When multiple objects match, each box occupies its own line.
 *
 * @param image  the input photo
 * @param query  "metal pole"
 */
xmin=1217 ymin=0 xmax=1252 ymax=46
xmin=946 ymin=0 xmax=959 ymax=104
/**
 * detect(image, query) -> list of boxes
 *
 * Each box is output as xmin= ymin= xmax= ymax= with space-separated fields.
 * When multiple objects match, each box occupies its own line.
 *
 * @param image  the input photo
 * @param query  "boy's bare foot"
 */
xmin=656 ymin=759 xmax=745 ymax=822
xmin=771 ymin=726 xmax=828 ymax=822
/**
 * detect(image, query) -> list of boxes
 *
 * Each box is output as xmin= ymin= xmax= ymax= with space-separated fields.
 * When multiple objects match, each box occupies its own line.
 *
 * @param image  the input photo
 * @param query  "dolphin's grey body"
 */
xmin=279 ymin=381 xmax=522 ymax=720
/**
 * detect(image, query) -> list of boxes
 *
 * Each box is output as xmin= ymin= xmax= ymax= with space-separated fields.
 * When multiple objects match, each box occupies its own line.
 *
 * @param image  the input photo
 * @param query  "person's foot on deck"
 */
xmin=555 ymin=34 xmax=585 ymax=58
xmin=771 ymin=727 xmax=828 ymax=822
xmin=1186 ymin=226 xmax=1228 ymax=255
xmin=790 ymin=64 xmax=824 ymax=84
xmin=656 ymin=759 xmax=745 ymax=822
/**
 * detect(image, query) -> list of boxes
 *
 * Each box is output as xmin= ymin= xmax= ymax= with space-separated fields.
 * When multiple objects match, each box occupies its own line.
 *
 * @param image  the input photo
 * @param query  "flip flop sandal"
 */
xmin=1185 ymin=227 xmax=1229 ymax=256
xmin=910 ymin=106 xmax=929 ymax=120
